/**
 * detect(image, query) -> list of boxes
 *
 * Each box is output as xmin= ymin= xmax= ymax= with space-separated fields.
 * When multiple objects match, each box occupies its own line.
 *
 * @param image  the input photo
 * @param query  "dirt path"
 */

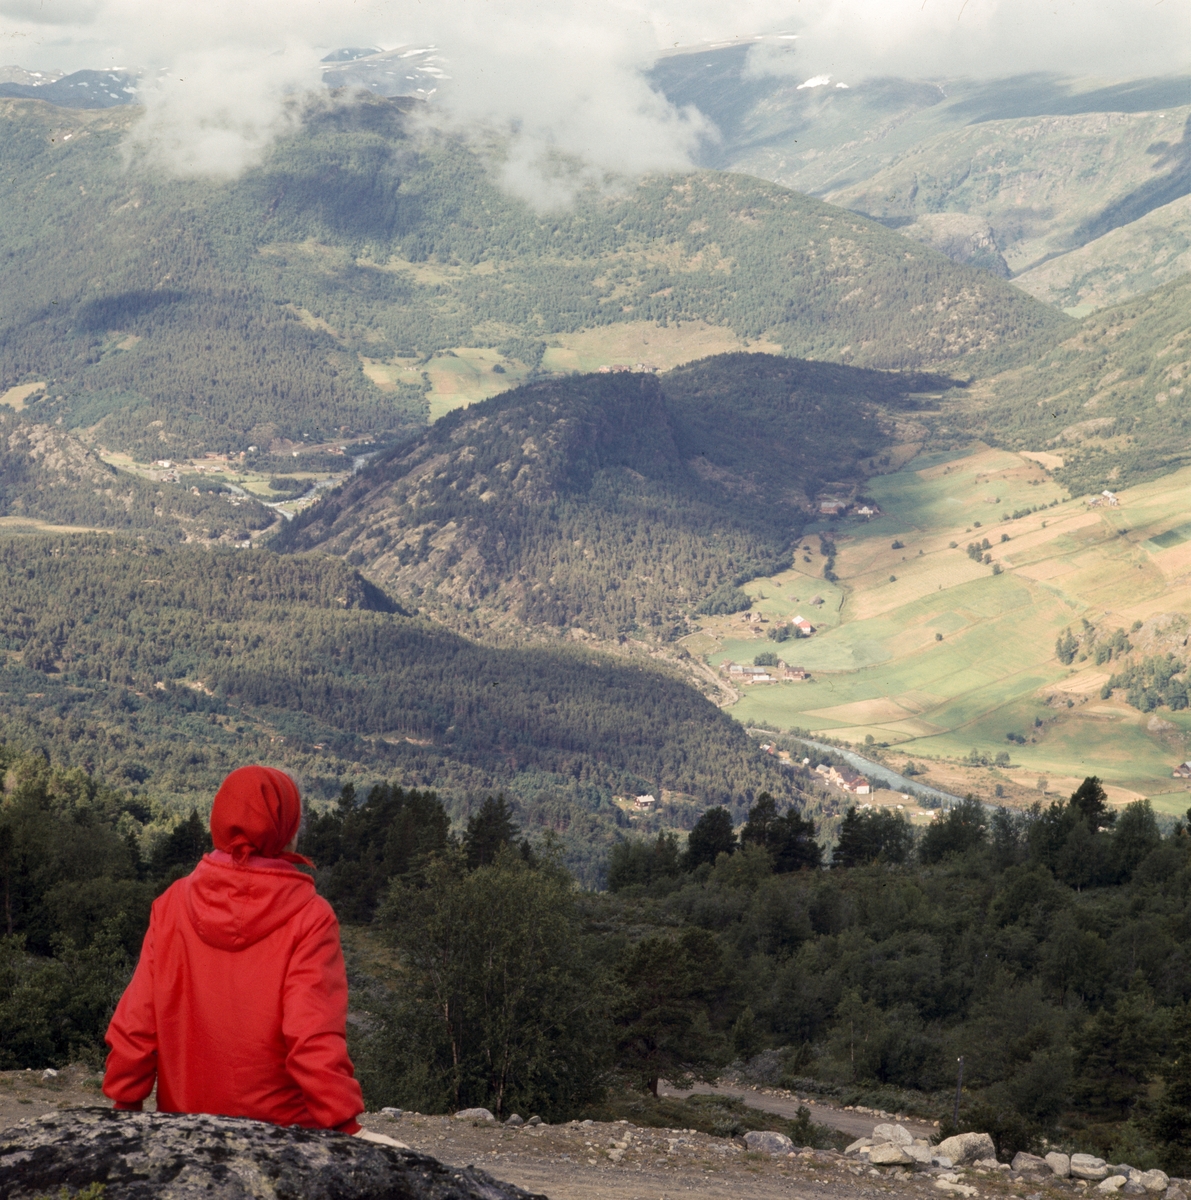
xmin=657 ymin=1081 xmax=938 ymax=1141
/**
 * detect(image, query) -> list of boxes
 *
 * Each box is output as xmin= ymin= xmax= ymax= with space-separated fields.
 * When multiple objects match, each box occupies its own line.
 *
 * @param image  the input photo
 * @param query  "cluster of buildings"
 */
xmin=596 ymin=363 xmax=659 ymax=374
xmin=722 ymin=661 xmax=808 ymax=683
xmin=814 ymin=763 xmax=872 ymax=794
xmin=816 ymin=498 xmax=881 ymax=517
xmin=1088 ymin=490 xmax=1120 ymax=508
xmin=737 ymin=613 xmax=816 ymax=634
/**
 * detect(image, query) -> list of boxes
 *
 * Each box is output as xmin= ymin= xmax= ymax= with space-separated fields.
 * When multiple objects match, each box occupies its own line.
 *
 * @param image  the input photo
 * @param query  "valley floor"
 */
xmin=683 ymin=443 xmax=1191 ymax=811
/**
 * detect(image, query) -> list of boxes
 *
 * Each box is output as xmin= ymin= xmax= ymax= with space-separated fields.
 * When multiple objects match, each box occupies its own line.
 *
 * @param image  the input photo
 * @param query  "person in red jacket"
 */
xmin=104 ymin=765 xmax=372 ymax=1136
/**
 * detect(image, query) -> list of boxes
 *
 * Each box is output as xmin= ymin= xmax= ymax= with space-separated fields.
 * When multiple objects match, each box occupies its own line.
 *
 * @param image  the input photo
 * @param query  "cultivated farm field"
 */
xmin=696 ymin=443 xmax=1191 ymax=806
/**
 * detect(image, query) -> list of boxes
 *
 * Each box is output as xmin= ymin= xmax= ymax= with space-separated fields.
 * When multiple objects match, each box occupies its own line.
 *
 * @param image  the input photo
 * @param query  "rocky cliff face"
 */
xmin=0 ymin=1108 xmax=548 ymax=1200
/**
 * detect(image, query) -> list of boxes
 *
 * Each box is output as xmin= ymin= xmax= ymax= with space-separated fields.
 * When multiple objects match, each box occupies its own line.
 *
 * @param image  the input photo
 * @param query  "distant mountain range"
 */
xmin=5 ymin=45 xmax=1187 ymax=310
xmin=0 ymin=95 xmax=1052 ymax=460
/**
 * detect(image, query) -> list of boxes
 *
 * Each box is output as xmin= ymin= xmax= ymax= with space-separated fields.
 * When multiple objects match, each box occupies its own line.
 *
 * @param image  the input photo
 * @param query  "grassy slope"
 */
xmin=1013 ymin=192 xmax=1191 ymax=312
xmin=693 ymin=442 xmax=1191 ymax=802
xmin=944 ymin=275 xmax=1191 ymax=495
xmin=0 ymin=96 xmax=1060 ymax=457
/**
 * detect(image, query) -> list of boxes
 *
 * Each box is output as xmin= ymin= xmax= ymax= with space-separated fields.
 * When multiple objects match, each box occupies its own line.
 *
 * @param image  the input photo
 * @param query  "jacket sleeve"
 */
xmin=103 ymin=913 xmax=159 ymax=1110
xmin=282 ymin=900 xmax=365 ymax=1132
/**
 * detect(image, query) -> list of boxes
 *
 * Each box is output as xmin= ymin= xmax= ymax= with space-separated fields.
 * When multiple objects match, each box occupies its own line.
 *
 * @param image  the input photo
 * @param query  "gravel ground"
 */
xmin=0 ymin=1068 xmax=1171 ymax=1200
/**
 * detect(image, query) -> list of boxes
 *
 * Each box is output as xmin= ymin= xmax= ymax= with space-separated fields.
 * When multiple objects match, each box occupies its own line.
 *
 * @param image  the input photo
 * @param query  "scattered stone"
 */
xmin=526 ymin=1116 xmax=542 ymax=1127
xmin=1072 ymin=1154 xmax=1110 ymax=1182
xmin=935 ymin=1132 xmax=997 ymax=1167
xmin=869 ymin=1143 xmax=915 ymax=1167
xmin=505 ymin=1114 xmax=524 ymax=1127
xmin=933 ymin=1156 xmax=955 ymax=1169
xmin=935 ymin=1180 xmax=978 ymax=1197
xmin=40 ymin=1070 xmax=57 ymax=1081
xmin=380 ymin=1107 xmax=402 ymax=1117
xmin=1013 ymin=1152 xmax=1052 ymax=1174
xmin=874 ymin=1123 xmax=914 ymax=1147
xmin=1142 ymin=1172 xmax=1171 ymax=1193
xmin=454 ymin=1108 xmax=496 ymax=1123
xmin=1099 ymin=1177 xmax=1128 ymax=1193
xmin=744 ymin=1130 xmax=795 ymax=1156
xmin=0 ymin=1108 xmax=546 ymax=1200
xmin=1047 ymin=1152 xmax=1072 ymax=1178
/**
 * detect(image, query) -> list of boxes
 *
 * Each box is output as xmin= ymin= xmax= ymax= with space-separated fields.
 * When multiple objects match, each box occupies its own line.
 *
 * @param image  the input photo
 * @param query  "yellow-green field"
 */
xmin=0 ymin=381 xmax=45 ymax=411
xmin=362 ymin=321 xmax=784 ymax=420
xmin=694 ymin=444 xmax=1191 ymax=801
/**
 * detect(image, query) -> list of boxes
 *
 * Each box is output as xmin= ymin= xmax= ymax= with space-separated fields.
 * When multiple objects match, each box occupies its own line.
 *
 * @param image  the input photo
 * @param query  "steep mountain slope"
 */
xmin=824 ymin=108 xmax=1191 ymax=277
xmin=651 ymin=50 xmax=1191 ymax=305
xmin=1013 ymin=192 xmax=1191 ymax=312
xmin=0 ymin=95 xmax=1059 ymax=457
xmin=276 ymin=354 xmax=948 ymax=639
xmin=941 ymin=275 xmax=1191 ymax=495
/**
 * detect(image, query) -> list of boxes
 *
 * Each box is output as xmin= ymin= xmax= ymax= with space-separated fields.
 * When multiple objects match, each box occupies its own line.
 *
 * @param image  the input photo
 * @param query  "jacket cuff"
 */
xmin=113 ymin=1100 xmax=144 ymax=1112
xmin=336 ymin=1118 xmax=362 ymax=1135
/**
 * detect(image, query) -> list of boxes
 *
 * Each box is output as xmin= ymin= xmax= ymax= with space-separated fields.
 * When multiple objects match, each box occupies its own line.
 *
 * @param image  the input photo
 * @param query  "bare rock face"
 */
xmin=0 ymin=1108 xmax=548 ymax=1200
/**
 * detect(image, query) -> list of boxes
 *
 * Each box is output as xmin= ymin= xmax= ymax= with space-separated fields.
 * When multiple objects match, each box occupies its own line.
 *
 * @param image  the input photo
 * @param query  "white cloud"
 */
xmin=0 ymin=0 xmax=1188 ymax=194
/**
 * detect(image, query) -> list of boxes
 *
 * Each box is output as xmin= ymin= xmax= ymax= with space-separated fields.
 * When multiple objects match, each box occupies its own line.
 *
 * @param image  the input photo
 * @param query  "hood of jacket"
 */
xmin=183 ymin=852 xmax=317 ymax=951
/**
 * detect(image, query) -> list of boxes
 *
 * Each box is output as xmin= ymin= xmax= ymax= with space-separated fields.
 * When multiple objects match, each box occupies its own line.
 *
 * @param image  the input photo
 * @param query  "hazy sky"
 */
xmin=2 ymin=0 xmax=1189 ymax=195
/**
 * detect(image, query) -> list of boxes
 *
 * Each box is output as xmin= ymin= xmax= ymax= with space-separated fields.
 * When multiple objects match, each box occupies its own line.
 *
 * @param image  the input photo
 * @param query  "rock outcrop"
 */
xmin=0 ymin=1108 xmax=548 ymax=1200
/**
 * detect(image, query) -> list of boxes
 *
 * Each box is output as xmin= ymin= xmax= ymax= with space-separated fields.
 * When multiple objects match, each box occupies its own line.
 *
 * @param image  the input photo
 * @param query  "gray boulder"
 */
xmin=935 ymin=1133 xmax=997 ymax=1167
xmin=1013 ymin=1152 xmax=1051 ymax=1174
xmin=868 ymin=1143 xmax=914 ymax=1166
xmin=0 ymin=1108 xmax=546 ymax=1200
xmin=744 ymin=1130 xmax=794 ymax=1155
xmin=845 ymin=1137 xmax=873 ymax=1155
xmin=454 ymin=1108 xmax=496 ymax=1123
xmin=1072 ymin=1154 xmax=1110 ymax=1182
xmin=906 ymin=1142 xmax=934 ymax=1166
xmin=1141 ymin=1172 xmax=1171 ymax=1193
xmin=1047 ymin=1152 xmax=1072 ymax=1178
xmin=873 ymin=1123 xmax=914 ymax=1147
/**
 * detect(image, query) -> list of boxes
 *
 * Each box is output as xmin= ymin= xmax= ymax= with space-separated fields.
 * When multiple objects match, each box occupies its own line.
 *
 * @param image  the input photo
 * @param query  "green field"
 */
xmin=698 ymin=444 xmax=1191 ymax=799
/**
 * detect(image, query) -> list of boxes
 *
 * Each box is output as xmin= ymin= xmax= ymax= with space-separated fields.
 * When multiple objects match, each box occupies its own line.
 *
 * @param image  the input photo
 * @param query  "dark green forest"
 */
xmin=0 ymin=534 xmax=811 ymax=879
xmin=0 ymin=95 xmax=1060 ymax=458
xmin=5 ymin=749 xmax=1191 ymax=1173
xmin=278 ymin=354 xmax=949 ymax=637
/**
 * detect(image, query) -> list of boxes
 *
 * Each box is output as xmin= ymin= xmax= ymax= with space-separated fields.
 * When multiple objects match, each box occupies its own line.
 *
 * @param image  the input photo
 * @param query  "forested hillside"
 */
xmin=0 ymin=535 xmax=809 ymax=878
xmin=0 ymin=95 xmax=1060 ymax=458
xmin=278 ymin=354 xmax=948 ymax=638
xmin=0 ymin=412 xmax=273 ymax=540
xmin=945 ymin=275 xmax=1191 ymax=494
xmin=7 ymin=742 xmax=1191 ymax=1174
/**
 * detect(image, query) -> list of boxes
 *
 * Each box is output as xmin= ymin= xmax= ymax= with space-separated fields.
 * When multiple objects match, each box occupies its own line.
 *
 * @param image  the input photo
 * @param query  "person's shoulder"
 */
xmin=295 ymin=889 xmax=340 ymax=933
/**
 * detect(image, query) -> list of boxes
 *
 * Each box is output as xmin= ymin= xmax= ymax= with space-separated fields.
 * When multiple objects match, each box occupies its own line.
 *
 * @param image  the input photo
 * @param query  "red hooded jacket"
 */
xmin=103 ymin=767 xmax=364 ymax=1132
